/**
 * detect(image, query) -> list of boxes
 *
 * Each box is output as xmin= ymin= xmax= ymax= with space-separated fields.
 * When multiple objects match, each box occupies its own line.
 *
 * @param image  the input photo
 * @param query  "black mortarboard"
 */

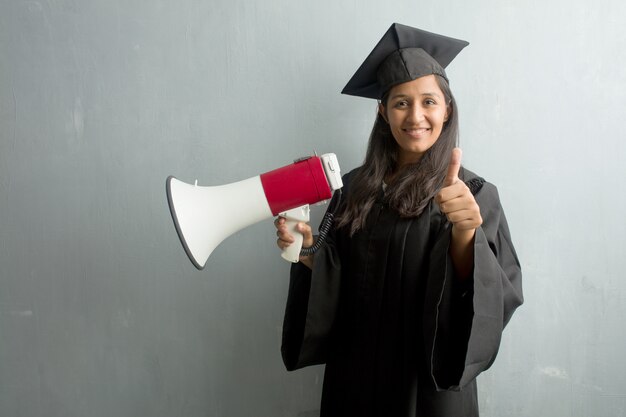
xmin=341 ymin=23 xmax=469 ymax=99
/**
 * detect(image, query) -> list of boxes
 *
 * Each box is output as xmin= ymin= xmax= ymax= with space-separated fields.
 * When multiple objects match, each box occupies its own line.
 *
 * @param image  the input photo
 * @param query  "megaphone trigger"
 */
xmin=278 ymin=205 xmax=311 ymax=263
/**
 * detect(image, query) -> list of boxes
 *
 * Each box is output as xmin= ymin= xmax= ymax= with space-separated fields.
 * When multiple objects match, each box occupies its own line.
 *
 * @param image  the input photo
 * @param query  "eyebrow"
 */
xmin=389 ymin=92 xmax=442 ymax=100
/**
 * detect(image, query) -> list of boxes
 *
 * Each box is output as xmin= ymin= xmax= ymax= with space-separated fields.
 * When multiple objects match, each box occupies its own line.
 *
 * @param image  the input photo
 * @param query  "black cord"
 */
xmin=299 ymin=212 xmax=335 ymax=256
xmin=299 ymin=189 xmax=342 ymax=257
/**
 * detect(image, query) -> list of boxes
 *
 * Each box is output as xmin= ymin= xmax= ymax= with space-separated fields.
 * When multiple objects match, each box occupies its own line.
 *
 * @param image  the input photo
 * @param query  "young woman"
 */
xmin=275 ymin=23 xmax=523 ymax=417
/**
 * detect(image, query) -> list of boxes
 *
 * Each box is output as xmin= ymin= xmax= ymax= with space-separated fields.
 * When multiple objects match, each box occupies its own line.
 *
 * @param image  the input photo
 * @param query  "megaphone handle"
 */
xmin=282 ymin=220 xmax=303 ymax=263
xmin=279 ymin=205 xmax=310 ymax=263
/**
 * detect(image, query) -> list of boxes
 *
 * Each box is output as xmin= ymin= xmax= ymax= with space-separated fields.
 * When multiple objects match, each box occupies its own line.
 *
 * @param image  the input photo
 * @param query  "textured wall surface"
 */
xmin=1 ymin=0 xmax=625 ymax=415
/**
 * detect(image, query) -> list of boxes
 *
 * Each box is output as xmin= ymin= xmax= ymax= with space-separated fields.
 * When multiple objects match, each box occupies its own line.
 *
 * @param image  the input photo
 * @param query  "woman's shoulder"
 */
xmin=338 ymin=166 xmax=363 ymax=193
xmin=342 ymin=166 xmax=361 ymax=181
xmin=459 ymin=167 xmax=508 ymax=222
xmin=459 ymin=166 xmax=499 ymax=199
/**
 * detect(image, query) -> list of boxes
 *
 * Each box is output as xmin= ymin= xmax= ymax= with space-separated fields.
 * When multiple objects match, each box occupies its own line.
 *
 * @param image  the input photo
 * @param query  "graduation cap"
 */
xmin=341 ymin=23 xmax=469 ymax=100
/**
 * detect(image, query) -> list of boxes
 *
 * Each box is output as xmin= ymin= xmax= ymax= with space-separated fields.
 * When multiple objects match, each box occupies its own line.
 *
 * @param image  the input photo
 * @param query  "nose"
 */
xmin=407 ymin=104 xmax=425 ymax=124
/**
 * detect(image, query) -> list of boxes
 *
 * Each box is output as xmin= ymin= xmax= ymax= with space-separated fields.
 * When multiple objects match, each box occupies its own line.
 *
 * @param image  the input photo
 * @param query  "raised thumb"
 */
xmin=444 ymin=148 xmax=462 ymax=187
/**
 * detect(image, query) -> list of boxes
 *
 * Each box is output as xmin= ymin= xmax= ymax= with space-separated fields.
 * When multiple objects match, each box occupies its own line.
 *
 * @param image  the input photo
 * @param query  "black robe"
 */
xmin=281 ymin=167 xmax=523 ymax=417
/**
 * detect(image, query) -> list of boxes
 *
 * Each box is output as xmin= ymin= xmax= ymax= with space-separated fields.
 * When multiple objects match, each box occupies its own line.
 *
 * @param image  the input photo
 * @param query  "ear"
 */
xmin=444 ymin=104 xmax=451 ymax=122
xmin=378 ymin=103 xmax=389 ymax=123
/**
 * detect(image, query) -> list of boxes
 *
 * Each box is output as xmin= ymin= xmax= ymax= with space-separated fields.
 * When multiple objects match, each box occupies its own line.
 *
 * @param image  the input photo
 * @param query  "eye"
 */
xmin=393 ymin=100 xmax=409 ymax=108
xmin=424 ymin=98 xmax=437 ymax=106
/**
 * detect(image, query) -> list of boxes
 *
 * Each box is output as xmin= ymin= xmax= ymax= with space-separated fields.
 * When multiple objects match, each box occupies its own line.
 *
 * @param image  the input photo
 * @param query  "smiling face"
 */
xmin=379 ymin=74 xmax=450 ymax=166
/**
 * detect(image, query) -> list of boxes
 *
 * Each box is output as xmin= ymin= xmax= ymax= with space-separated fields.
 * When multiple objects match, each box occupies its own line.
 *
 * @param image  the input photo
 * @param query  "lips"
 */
xmin=402 ymin=127 xmax=431 ymax=138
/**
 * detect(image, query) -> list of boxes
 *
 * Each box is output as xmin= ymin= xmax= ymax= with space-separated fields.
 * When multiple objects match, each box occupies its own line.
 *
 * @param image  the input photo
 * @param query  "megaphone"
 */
xmin=166 ymin=153 xmax=343 ymax=270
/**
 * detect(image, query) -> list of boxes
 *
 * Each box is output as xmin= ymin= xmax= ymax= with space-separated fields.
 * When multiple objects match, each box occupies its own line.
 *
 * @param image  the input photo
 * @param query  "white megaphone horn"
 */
xmin=166 ymin=153 xmax=343 ymax=270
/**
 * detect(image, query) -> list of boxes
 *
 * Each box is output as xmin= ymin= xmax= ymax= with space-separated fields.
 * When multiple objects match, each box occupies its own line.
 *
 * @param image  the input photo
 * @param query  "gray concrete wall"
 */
xmin=1 ymin=0 xmax=624 ymax=415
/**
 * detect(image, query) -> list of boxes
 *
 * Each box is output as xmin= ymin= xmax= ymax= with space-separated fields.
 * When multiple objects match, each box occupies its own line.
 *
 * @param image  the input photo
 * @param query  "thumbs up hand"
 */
xmin=435 ymin=148 xmax=482 ymax=232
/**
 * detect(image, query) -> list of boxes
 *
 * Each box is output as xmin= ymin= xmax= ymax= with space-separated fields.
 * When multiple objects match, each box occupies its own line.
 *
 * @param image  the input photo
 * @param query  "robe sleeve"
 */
xmin=281 ymin=208 xmax=342 ymax=371
xmin=423 ymin=181 xmax=523 ymax=391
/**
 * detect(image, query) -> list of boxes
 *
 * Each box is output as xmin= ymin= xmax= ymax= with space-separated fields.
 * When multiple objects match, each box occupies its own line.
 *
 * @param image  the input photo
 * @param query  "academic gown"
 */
xmin=281 ymin=167 xmax=523 ymax=417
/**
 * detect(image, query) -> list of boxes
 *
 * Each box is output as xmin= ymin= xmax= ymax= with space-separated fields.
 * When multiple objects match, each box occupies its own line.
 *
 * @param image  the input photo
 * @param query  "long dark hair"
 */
xmin=337 ymin=75 xmax=459 ymax=235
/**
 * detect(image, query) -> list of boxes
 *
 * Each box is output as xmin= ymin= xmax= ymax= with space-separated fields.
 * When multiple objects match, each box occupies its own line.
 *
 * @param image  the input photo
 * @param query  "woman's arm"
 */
xmin=435 ymin=149 xmax=483 ymax=280
xmin=449 ymin=226 xmax=476 ymax=280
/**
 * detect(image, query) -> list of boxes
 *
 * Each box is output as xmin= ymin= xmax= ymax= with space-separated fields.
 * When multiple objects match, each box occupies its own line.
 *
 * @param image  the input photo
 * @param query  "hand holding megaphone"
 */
xmin=166 ymin=153 xmax=342 ymax=269
xmin=275 ymin=215 xmax=314 ymax=263
xmin=276 ymin=205 xmax=312 ymax=263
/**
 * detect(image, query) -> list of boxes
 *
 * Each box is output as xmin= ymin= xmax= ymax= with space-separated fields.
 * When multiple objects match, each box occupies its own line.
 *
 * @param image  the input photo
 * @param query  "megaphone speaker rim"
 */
xmin=166 ymin=176 xmax=205 ymax=270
